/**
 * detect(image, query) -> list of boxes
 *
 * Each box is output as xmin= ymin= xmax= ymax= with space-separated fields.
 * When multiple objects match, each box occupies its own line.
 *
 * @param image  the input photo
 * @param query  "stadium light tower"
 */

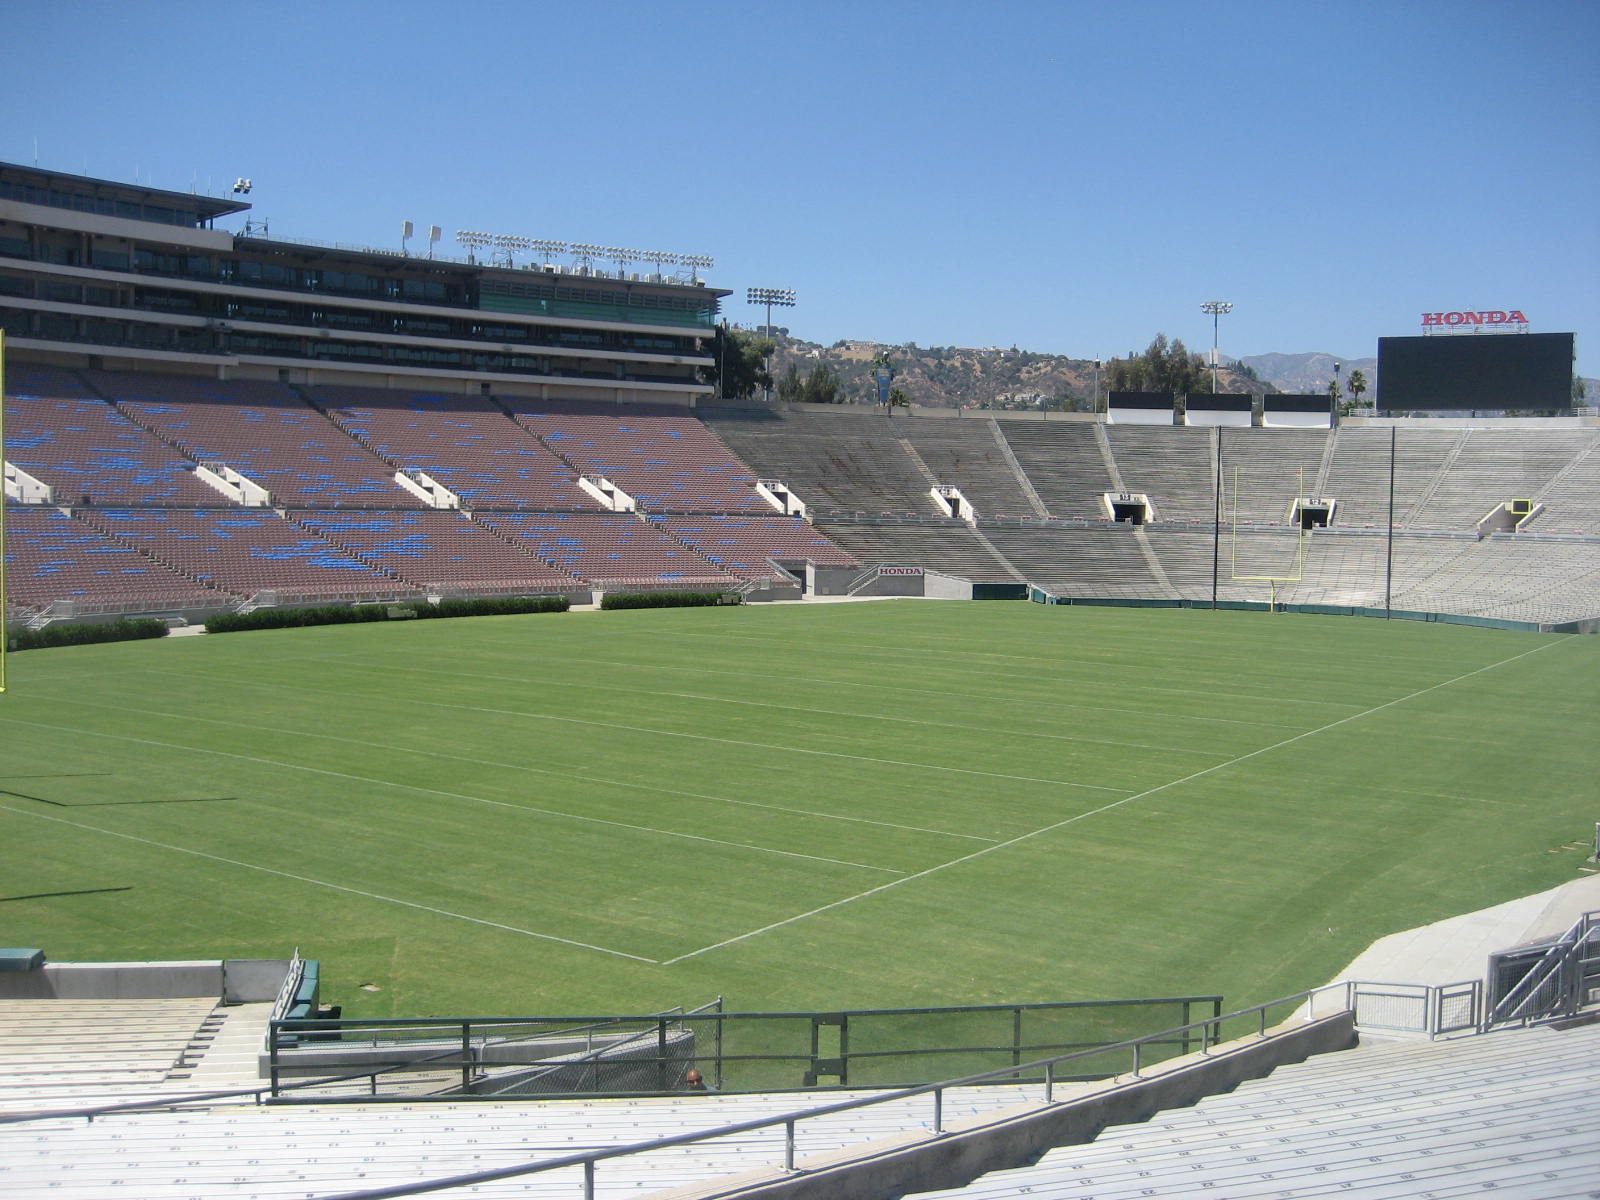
xmin=1200 ymin=300 xmax=1233 ymax=393
xmin=746 ymin=288 xmax=796 ymax=402
xmin=747 ymin=287 xmax=795 ymax=339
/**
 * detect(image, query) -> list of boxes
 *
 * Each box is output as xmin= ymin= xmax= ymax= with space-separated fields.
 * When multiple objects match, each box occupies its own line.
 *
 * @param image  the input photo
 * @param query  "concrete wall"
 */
xmin=650 ymin=1012 xmax=1356 ymax=1200
xmin=0 ymin=959 xmax=292 ymax=1001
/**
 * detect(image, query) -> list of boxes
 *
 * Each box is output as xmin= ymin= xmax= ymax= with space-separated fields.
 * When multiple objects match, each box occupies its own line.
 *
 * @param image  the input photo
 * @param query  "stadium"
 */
xmin=1 ymin=160 xmax=1598 ymax=1198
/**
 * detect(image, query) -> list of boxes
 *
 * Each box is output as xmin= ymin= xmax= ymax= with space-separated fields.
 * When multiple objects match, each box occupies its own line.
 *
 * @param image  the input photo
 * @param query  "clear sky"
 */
xmin=5 ymin=0 xmax=1596 ymax=373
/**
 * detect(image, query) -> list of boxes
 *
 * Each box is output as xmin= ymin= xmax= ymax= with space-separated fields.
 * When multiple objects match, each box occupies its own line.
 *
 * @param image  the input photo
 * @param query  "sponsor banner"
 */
xmin=1421 ymin=309 xmax=1528 ymax=331
xmin=877 ymin=566 xmax=924 ymax=576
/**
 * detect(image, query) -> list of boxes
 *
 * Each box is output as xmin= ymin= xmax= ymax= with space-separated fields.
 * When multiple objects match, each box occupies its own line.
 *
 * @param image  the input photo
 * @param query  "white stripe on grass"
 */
xmin=0 ymin=802 xmax=661 ymax=964
xmin=0 ymin=716 xmax=907 ymax=876
xmin=39 ymin=679 xmax=1003 ymax=846
xmin=663 ymin=636 xmax=1568 ymax=964
xmin=336 ymin=661 xmax=1233 ymax=761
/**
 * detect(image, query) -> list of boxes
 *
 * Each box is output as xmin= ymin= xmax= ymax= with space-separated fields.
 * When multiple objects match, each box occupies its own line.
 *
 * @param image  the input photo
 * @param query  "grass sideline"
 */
xmin=0 ymin=601 xmax=1593 ymax=1019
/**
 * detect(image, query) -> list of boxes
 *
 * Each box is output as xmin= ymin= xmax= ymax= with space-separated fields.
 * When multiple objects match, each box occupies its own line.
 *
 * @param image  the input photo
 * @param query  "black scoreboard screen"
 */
xmin=1377 ymin=333 xmax=1573 ymax=411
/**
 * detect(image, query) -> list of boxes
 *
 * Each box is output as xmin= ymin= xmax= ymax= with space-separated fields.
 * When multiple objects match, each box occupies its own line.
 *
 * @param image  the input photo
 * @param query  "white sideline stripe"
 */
xmin=122 ymin=671 xmax=1001 ymax=845
xmin=0 ymin=716 xmax=907 ymax=876
xmin=662 ymin=636 xmax=1569 ymax=964
xmin=361 ymin=662 xmax=1230 ymax=761
xmin=0 ymin=803 xmax=662 ymax=964
xmin=518 ymin=650 xmax=1309 ymax=731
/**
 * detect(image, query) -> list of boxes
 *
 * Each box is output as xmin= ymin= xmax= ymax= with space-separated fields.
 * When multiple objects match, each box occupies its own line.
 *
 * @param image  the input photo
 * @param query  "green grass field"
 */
xmin=1 ymin=601 xmax=1594 ymax=1021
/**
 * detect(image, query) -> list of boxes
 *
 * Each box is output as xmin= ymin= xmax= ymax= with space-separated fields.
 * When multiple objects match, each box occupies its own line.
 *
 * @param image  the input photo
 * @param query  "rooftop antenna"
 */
xmin=428 ymin=225 xmax=441 ymax=260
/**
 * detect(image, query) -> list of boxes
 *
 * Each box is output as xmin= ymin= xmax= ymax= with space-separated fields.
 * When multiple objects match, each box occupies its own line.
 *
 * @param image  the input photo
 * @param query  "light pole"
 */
xmin=1200 ymin=301 xmax=1233 ymax=393
xmin=746 ymin=287 xmax=795 ymax=402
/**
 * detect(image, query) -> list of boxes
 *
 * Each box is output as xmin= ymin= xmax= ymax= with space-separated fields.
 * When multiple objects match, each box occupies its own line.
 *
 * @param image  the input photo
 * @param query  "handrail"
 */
xmin=1486 ymin=910 xmax=1600 ymax=1028
xmin=308 ymin=983 xmax=1362 ymax=1200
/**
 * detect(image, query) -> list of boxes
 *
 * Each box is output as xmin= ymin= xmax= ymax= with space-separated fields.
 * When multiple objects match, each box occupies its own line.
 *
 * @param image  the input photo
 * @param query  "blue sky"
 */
xmin=5 ymin=0 xmax=1596 ymax=373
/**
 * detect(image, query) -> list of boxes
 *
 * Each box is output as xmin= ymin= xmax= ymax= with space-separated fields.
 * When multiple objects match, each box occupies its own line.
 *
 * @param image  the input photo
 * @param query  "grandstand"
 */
xmin=3 ymin=156 xmax=1600 ymax=1199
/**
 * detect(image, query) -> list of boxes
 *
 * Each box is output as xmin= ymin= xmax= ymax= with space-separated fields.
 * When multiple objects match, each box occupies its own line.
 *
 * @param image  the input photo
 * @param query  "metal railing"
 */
xmin=1486 ymin=909 xmax=1600 ymax=1028
xmin=264 ymin=994 xmax=1222 ymax=1099
xmin=302 ymin=983 xmax=1377 ymax=1200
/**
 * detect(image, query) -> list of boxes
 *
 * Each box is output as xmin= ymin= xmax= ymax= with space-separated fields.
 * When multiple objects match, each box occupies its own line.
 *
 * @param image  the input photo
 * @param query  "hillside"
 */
xmin=764 ymin=337 xmax=1273 ymax=410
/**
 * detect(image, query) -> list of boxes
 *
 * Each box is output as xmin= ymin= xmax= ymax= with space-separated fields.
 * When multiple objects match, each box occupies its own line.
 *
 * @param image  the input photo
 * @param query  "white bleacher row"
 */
xmin=0 ymin=1078 xmax=1039 ymax=1200
xmin=917 ymin=1019 xmax=1600 ymax=1200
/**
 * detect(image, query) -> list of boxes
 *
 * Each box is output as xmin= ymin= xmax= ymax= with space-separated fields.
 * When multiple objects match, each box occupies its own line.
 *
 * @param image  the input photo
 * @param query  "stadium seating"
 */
xmin=76 ymin=509 xmax=409 ymax=604
xmin=704 ymin=409 xmax=943 ymax=515
xmin=1104 ymin=425 xmax=1218 ymax=523
xmin=814 ymin=518 xmax=1023 ymax=582
xmin=469 ymin=511 xmax=739 ymax=588
xmin=993 ymin=422 xmax=1119 ymax=520
xmin=290 ymin=510 xmax=580 ymax=593
xmin=917 ymin=1019 xmax=1600 ymax=1199
xmin=506 ymin=397 xmax=769 ymax=512
xmin=3 ymin=507 xmax=232 ymax=612
xmin=4 ymin=378 xmax=222 ymax=507
xmin=651 ymin=514 xmax=859 ymax=581
xmin=894 ymin=418 xmax=1047 ymax=517
xmin=308 ymin=385 xmax=593 ymax=511
xmin=86 ymin=371 xmax=414 ymax=508
xmin=7 ymin=365 xmax=1599 ymax=624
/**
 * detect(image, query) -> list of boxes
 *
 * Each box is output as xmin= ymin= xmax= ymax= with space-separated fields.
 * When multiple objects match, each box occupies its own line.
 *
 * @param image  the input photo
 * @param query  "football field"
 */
xmin=1 ymin=600 xmax=1594 ymax=1019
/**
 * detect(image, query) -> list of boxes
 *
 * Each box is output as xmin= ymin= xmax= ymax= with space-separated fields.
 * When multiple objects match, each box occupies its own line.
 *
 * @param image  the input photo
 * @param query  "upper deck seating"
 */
xmin=703 ymin=410 xmax=942 ymax=515
xmin=3 ymin=506 xmax=232 ymax=611
xmin=1321 ymin=427 xmax=1462 ymax=528
xmin=652 ymin=515 xmax=858 ymax=580
xmin=994 ymin=423 xmax=1116 ymax=520
xmin=898 ymin=419 xmax=1043 ymax=517
xmin=1409 ymin=428 xmax=1591 ymax=528
xmin=4 ymin=378 xmax=220 ymax=507
xmin=1104 ymin=425 xmax=1216 ymax=522
xmin=308 ymin=386 xmax=592 ymax=511
xmin=80 ymin=509 xmax=408 ymax=603
xmin=292 ymin=510 xmax=579 ymax=593
xmin=475 ymin=512 xmax=738 ymax=588
xmin=505 ymin=398 xmax=766 ymax=512
xmin=1530 ymin=433 xmax=1600 ymax=534
xmin=86 ymin=371 xmax=412 ymax=507
xmin=1215 ymin=428 xmax=1330 ymax=525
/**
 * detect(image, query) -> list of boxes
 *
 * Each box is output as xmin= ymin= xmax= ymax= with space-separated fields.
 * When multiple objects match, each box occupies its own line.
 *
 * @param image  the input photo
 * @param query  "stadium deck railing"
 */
xmin=0 ymin=978 xmax=1489 ymax=1200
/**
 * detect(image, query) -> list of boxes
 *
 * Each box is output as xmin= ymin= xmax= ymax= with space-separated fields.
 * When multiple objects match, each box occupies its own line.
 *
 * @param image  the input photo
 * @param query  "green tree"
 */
xmin=703 ymin=327 xmax=775 ymax=400
xmin=887 ymin=385 xmax=911 ymax=407
xmin=1328 ymin=374 xmax=1343 ymax=406
xmin=1347 ymin=368 xmax=1368 ymax=410
xmin=801 ymin=362 xmax=844 ymax=404
xmin=1108 ymin=334 xmax=1207 ymax=395
xmin=775 ymin=361 xmax=806 ymax=404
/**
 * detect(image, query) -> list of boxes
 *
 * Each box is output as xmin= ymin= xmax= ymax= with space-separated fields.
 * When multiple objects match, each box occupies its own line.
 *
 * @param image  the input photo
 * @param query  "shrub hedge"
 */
xmin=7 ymin=618 xmax=170 ymax=652
xmin=205 ymin=594 xmax=570 ymax=634
xmin=600 ymin=590 xmax=741 ymax=611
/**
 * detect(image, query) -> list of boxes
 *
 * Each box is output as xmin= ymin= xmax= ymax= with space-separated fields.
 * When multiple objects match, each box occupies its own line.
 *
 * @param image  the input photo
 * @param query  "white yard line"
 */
xmin=662 ymin=636 xmax=1568 ymax=964
xmin=0 ymin=716 xmax=906 ymax=875
xmin=0 ymin=802 xmax=662 ymax=964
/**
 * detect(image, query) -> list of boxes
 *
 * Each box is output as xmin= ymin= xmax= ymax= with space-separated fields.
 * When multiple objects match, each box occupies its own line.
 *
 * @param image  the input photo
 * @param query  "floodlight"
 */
xmin=1200 ymin=301 xmax=1234 ymax=393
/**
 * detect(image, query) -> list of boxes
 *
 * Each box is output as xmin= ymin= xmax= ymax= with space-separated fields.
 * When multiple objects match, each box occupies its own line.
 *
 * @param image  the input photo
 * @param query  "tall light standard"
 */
xmin=1200 ymin=301 xmax=1233 ymax=393
xmin=747 ymin=287 xmax=795 ymax=402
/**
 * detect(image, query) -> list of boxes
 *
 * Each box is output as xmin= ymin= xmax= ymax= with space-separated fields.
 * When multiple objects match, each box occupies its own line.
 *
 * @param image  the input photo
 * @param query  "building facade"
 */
xmin=0 ymin=162 xmax=725 ymax=405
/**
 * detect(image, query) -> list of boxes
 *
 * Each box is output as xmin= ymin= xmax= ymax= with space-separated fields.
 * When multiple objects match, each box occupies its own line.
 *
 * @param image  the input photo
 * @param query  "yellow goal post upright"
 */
xmin=1227 ymin=462 xmax=1306 ymax=612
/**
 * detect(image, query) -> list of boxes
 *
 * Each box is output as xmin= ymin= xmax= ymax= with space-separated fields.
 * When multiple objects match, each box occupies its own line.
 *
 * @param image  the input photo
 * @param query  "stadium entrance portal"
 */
xmin=1105 ymin=492 xmax=1153 ymax=525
